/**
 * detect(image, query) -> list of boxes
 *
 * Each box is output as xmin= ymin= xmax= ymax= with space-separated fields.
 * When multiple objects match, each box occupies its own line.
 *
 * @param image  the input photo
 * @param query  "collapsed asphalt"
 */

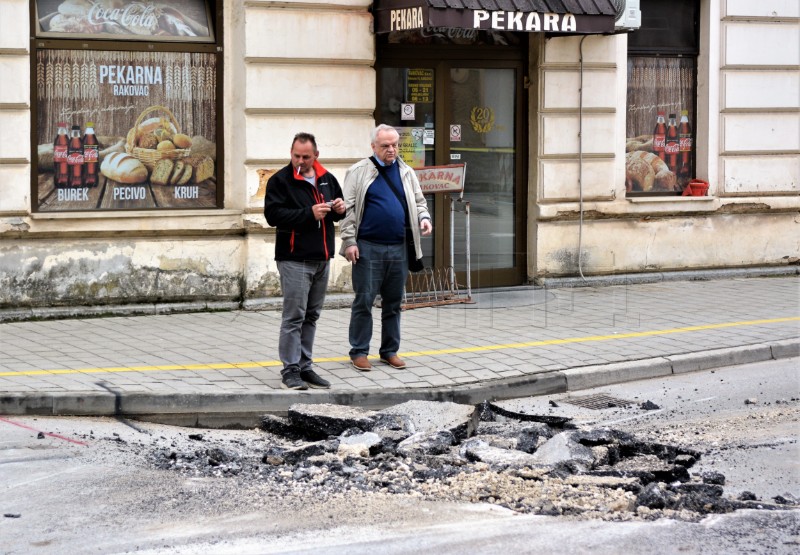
xmin=132 ymin=399 xmax=799 ymax=522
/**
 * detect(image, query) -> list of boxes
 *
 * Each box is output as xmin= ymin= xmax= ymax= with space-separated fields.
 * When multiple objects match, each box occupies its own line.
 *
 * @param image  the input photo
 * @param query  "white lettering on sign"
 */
xmin=57 ymin=188 xmax=89 ymax=202
xmin=174 ymin=186 xmax=199 ymax=199
xmin=390 ymin=7 xmax=423 ymax=31
xmin=112 ymin=85 xmax=149 ymax=97
xmin=99 ymin=65 xmax=163 ymax=86
xmin=88 ymin=3 xmax=159 ymax=31
xmin=473 ymin=10 xmax=576 ymax=32
xmin=113 ymin=187 xmax=146 ymax=201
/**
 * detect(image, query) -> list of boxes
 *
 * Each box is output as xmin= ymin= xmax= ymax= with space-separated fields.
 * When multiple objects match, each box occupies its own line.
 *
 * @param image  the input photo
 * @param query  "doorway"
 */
xmin=377 ymin=47 xmax=526 ymax=288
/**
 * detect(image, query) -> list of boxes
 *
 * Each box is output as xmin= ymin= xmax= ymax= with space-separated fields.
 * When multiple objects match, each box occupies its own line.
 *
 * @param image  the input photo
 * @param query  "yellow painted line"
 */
xmin=0 ymin=316 xmax=797 ymax=378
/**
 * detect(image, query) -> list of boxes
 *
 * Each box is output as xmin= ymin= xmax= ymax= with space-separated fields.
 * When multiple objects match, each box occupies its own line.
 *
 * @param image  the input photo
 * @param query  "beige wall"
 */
xmin=240 ymin=0 xmax=375 ymax=300
xmin=1 ymin=1 xmax=797 ymax=310
xmin=0 ymin=0 xmax=375 ymax=309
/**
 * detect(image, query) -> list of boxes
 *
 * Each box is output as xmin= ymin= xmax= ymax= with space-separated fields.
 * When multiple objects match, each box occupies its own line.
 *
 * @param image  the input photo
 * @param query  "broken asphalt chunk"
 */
xmin=379 ymin=400 xmax=478 ymax=441
xmin=287 ymin=403 xmax=377 ymax=439
xmin=460 ymin=438 xmax=544 ymax=468
xmin=531 ymin=432 xmax=596 ymax=469
xmin=397 ymin=430 xmax=455 ymax=457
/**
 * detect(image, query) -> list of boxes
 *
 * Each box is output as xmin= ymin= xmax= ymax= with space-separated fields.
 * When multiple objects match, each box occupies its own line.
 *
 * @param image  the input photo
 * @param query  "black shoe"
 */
xmin=281 ymin=371 xmax=308 ymax=390
xmin=300 ymin=368 xmax=331 ymax=389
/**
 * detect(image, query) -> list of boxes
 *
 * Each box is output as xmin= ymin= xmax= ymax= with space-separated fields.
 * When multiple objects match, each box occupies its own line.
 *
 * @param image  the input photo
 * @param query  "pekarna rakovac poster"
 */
xmin=36 ymin=49 xmax=218 ymax=211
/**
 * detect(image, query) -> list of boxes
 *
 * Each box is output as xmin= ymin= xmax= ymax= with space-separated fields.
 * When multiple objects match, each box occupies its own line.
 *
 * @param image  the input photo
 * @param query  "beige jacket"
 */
xmin=339 ymin=157 xmax=431 ymax=259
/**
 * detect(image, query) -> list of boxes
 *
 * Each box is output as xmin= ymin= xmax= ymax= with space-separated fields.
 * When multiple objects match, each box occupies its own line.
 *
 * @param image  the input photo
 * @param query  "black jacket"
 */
xmin=264 ymin=160 xmax=344 ymax=261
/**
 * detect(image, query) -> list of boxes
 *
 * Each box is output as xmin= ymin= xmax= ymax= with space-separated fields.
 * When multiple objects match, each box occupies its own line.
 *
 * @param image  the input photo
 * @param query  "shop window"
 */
xmin=31 ymin=0 xmax=221 ymax=212
xmin=625 ymin=0 xmax=699 ymax=196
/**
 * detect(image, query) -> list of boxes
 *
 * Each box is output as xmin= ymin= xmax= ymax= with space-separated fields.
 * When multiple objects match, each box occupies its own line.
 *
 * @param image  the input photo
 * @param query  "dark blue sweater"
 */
xmin=358 ymin=161 xmax=408 ymax=244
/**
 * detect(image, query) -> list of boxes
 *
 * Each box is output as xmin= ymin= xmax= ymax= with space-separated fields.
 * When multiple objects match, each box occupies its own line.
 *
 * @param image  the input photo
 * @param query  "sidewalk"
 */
xmin=0 ymin=275 xmax=798 ymax=425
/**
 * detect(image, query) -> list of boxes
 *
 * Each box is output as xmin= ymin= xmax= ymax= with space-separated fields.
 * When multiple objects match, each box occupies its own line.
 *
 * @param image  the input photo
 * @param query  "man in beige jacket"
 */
xmin=339 ymin=124 xmax=432 ymax=371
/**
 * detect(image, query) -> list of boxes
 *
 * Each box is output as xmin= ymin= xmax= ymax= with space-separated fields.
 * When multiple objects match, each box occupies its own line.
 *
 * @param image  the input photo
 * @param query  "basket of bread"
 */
xmin=125 ymin=105 xmax=192 ymax=171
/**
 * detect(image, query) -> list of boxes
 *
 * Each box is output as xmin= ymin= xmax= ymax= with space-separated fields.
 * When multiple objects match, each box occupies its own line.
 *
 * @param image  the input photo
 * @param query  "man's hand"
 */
xmin=330 ymin=198 xmax=345 ymax=215
xmin=420 ymin=218 xmax=433 ymax=236
xmin=345 ymin=245 xmax=359 ymax=264
xmin=311 ymin=202 xmax=332 ymax=221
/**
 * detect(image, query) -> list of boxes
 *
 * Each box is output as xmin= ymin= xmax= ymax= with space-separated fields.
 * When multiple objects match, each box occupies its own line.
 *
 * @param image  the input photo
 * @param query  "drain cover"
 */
xmin=562 ymin=394 xmax=635 ymax=410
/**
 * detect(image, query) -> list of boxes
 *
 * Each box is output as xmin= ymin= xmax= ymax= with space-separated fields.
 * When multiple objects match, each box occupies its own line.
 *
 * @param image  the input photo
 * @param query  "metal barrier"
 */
xmin=401 ymin=196 xmax=474 ymax=310
xmin=402 ymin=266 xmax=472 ymax=309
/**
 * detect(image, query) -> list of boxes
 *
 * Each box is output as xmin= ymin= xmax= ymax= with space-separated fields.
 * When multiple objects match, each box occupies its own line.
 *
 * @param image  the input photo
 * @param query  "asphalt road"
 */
xmin=1 ymin=358 xmax=798 ymax=554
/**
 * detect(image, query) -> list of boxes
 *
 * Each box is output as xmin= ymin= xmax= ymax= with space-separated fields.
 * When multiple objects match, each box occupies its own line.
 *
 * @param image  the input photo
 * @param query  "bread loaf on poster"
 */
xmin=168 ymin=160 xmax=186 ymax=185
xmin=625 ymin=156 xmax=655 ymax=192
xmin=189 ymin=136 xmax=216 ymax=160
xmin=185 ymin=155 xmax=214 ymax=183
xmin=137 ymin=117 xmax=177 ymax=137
xmin=626 ymin=151 xmax=677 ymax=191
xmin=100 ymin=152 xmax=148 ymax=183
xmin=175 ymin=163 xmax=193 ymax=186
xmin=151 ymin=159 xmax=174 ymax=186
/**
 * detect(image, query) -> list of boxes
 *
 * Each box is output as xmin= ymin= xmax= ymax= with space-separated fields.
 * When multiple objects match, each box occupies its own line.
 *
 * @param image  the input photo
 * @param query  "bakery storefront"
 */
xmin=1 ymin=1 xmax=796 ymax=314
xmin=32 ymin=0 xmax=221 ymax=212
xmin=372 ymin=0 xmax=617 ymax=288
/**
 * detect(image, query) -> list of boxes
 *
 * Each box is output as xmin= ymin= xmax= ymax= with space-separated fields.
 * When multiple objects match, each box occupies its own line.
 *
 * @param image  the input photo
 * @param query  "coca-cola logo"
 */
xmin=87 ymin=4 xmax=158 ymax=31
xmin=679 ymin=137 xmax=693 ymax=150
xmin=664 ymin=143 xmax=680 ymax=154
xmin=420 ymin=26 xmax=479 ymax=42
xmin=653 ymin=137 xmax=666 ymax=149
xmin=67 ymin=152 xmax=84 ymax=165
xmin=54 ymin=146 xmax=68 ymax=160
xmin=84 ymin=147 xmax=98 ymax=162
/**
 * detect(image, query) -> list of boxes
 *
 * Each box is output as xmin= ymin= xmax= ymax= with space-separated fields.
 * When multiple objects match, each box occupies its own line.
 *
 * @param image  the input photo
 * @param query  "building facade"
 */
xmin=0 ymin=0 xmax=797 ymax=313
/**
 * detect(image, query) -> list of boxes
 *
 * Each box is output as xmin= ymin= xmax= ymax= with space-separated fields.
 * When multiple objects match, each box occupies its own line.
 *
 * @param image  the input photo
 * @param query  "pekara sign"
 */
xmin=373 ymin=0 xmax=616 ymax=35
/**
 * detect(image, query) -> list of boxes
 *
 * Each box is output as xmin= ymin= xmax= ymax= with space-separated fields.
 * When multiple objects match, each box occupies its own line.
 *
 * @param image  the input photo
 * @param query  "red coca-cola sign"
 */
xmin=679 ymin=136 xmax=692 ymax=151
xmin=664 ymin=142 xmax=680 ymax=155
xmin=54 ymin=145 xmax=68 ymax=161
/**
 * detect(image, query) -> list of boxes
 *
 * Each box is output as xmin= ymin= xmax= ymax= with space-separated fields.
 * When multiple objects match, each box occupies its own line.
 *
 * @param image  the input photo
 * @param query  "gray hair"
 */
xmin=371 ymin=124 xmax=398 ymax=144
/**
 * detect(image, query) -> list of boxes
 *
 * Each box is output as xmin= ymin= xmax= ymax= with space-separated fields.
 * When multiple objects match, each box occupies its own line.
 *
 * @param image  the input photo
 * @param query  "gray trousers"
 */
xmin=277 ymin=260 xmax=330 ymax=376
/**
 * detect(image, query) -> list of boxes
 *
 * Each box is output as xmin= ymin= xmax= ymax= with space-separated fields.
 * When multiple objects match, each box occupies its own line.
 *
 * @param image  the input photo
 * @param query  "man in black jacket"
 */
xmin=264 ymin=132 xmax=345 ymax=390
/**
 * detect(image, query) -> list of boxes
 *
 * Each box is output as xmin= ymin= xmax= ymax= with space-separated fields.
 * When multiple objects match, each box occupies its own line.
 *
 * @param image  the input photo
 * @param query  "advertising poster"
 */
xmin=625 ymin=57 xmax=695 ymax=194
xmin=35 ymin=0 xmax=214 ymax=43
xmin=36 ymin=48 xmax=218 ymax=211
xmin=396 ymin=127 xmax=426 ymax=169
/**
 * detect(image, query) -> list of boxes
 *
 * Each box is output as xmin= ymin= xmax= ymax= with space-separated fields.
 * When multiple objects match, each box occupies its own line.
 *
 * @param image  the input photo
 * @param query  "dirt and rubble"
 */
xmin=82 ymin=398 xmax=797 ymax=525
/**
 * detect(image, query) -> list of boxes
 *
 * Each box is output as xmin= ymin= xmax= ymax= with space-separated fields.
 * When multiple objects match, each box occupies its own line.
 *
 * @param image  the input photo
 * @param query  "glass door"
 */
xmin=447 ymin=66 xmax=521 ymax=287
xmin=377 ymin=59 xmax=525 ymax=288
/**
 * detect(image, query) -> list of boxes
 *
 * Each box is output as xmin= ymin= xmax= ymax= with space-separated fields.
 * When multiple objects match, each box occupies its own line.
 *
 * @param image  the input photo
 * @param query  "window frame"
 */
xmin=28 ymin=0 xmax=224 ymax=213
xmin=625 ymin=0 xmax=701 ymax=197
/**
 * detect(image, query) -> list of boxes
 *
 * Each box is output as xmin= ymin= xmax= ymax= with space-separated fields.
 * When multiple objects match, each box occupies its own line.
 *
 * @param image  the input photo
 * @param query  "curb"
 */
xmin=1 ymin=340 xmax=796 ymax=425
xmin=538 ymin=266 xmax=799 ymax=289
xmin=564 ymin=340 xmax=800 ymax=392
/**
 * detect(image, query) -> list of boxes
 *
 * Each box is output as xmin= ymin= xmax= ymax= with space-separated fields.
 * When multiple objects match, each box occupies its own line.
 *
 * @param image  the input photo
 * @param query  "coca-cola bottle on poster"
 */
xmin=83 ymin=122 xmax=98 ymax=188
xmin=653 ymin=111 xmax=666 ymax=162
xmin=678 ymin=110 xmax=692 ymax=180
xmin=54 ymin=122 xmax=69 ymax=188
xmin=67 ymin=125 xmax=84 ymax=188
xmin=665 ymin=113 xmax=679 ymax=173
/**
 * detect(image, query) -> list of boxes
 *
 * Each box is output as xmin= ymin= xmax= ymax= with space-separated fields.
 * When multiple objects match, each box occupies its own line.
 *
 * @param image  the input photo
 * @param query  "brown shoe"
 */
xmin=379 ymin=355 xmax=406 ymax=369
xmin=351 ymin=356 xmax=372 ymax=371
